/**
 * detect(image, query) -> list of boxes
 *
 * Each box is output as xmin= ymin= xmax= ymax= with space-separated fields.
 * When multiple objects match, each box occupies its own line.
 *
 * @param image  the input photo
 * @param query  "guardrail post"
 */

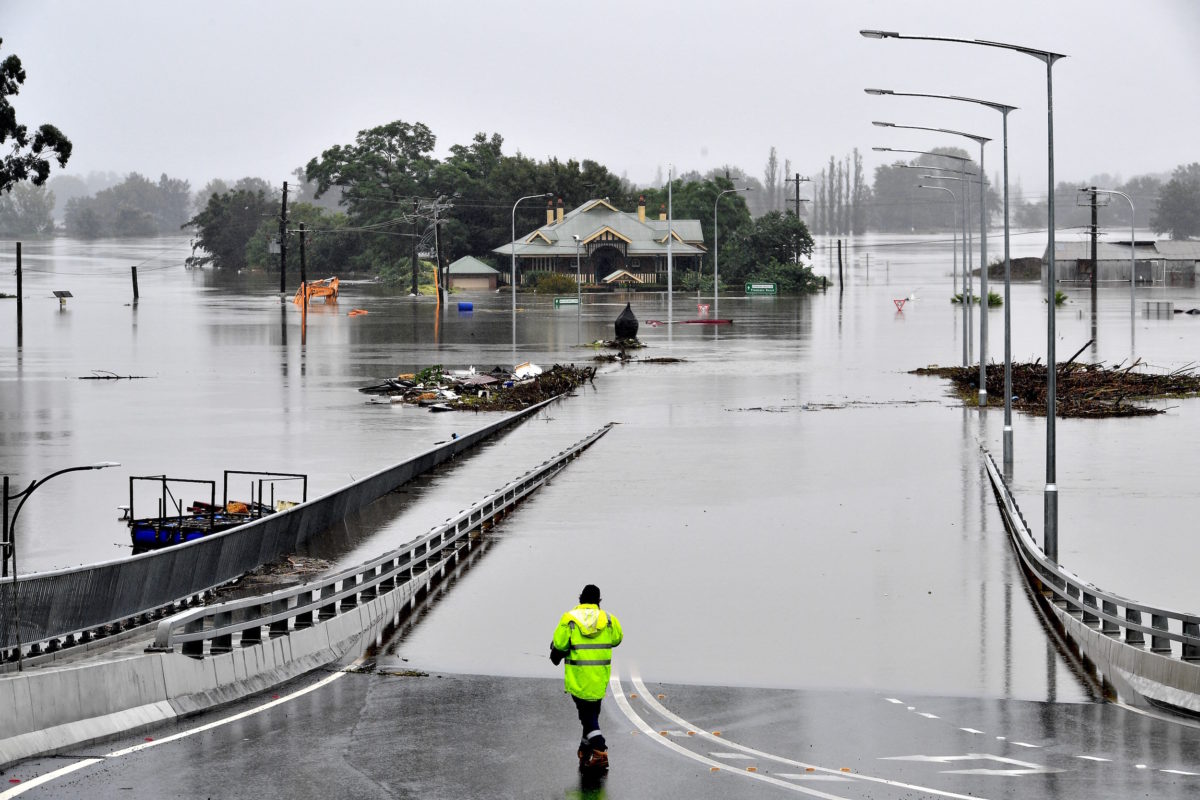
xmin=361 ymin=567 xmax=378 ymax=602
xmin=1184 ymin=621 xmax=1200 ymax=662
xmin=1151 ymin=614 xmax=1171 ymax=654
xmin=294 ymin=590 xmax=314 ymax=629
xmin=210 ymin=611 xmax=233 ymax=654
xmin=1124 ymin=609 xmax=1145 ymax=646
xmin=318 ymin=584 xmax=337 ymax=621
xmin=181 ymin=617 xmax=205 ymax=658
xmin=1082 ymin=592 xmax=1099 ymax=627
xmin=240 ymin=606 xmax=263 ymax=648
xmin=1063 ymin=584 xmax=1081 ymax=615
xmin=340 ymin=576 xmax=360 ymax=611
xmin=1101 ymin=601 xmax=1119 ymax=636
xmin=269 ymin=599 xmax=290 ymax=638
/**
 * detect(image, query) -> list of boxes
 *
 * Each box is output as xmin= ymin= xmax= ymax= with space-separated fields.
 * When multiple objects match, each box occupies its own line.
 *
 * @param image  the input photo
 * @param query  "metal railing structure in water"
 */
xmin=0 ymin=399 xmax=557 ymax=660
xmin=148 ymin=424 xmax=613 ymax=657
xmin=984 ymin=449 xmax=1200 ymax=717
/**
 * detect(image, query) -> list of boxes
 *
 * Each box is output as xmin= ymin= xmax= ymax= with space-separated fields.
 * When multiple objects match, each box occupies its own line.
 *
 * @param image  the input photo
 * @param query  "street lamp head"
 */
xmin=871 ymin=146 xmax=893 ymax=152
xmin=860 ymin=29 xmax=898 ymax=39
xmin=872 ymin=121 xmax=895 ymax=128
xmin=572 ymin=234 xmax=580 ymax=241
xmin=90 ymin=462 xmax=121 ymax=469
xmin=864 ymin=88 xmax=893 ymax=96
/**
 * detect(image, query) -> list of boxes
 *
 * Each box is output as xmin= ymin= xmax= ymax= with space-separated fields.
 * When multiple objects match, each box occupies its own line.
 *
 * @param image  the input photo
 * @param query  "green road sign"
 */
xmin=554 ymin=296 xmax=581 ymax=307
xmin=745 ymin=282 xmax=777 ymax=295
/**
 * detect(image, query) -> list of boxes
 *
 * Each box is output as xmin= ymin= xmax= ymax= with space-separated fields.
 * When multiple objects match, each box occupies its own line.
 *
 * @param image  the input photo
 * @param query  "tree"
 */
xmin=0 ymin=38 xmax=72 ymax=192
xmin=0 ymin=182 xmax=54 ymax=235
xmin=1152 ymin=163 xmax=1200 ymax=239
xmin=61 ymin=172 xmax=196 ymax=237
xmin=184 ymin=188 xmax=275 ymax=270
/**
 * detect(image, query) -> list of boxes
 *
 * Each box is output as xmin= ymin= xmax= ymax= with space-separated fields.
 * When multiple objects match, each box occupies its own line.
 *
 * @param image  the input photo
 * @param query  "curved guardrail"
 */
xmin=148 ymin=424 xmax=612 ymax=656
xmin=984 ymin=449 xmax=1200 ymax=715
xmin=0 ymin=398 xmax=557 ymax=658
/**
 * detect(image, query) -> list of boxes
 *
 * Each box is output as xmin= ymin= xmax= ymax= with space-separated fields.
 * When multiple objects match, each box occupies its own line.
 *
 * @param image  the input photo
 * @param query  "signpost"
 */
xmin=554 ymin=297 xmax=581 ymax=307
xmin=744 ymin=282 xmax=778 ymax=296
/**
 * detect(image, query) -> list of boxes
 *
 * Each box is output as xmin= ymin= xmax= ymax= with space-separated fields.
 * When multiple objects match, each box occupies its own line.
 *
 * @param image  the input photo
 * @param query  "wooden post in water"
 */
xmin=299 ymin=222 xmax=307 ymax=345
xmin=131 ymin=266 xmax=139 ymax=302
xmin=15 ymin=242 xmax=22 ymax=347
xmin=837 ymin=239 xmax=843 ymax=291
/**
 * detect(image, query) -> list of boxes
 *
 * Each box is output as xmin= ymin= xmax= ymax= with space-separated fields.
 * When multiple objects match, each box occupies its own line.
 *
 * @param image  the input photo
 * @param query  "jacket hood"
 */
xmin=566 ymin=604 xmax=608 ymax=637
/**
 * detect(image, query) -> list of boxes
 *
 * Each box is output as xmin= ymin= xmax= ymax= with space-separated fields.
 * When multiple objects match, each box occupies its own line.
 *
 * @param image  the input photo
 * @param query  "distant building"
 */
xmin=493 ymin=197 xmax=705 ymax=287
xmin=446 ymin=255 xmax=501 ymax=291
xmin=1045 ymin=240 xmax=1200 ymax=286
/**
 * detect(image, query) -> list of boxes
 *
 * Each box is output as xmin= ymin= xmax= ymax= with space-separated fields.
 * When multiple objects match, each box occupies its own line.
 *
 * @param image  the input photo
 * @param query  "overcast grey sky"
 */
xmin=5 ymin=0 xmax=1198 ymax=196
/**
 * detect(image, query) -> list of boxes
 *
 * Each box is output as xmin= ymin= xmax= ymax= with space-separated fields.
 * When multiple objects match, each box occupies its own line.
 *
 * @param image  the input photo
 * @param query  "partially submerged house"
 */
xmin=1045 ymin=240 xmax=1200 ymax=286
xmin=446 ymin=255 xmax=501 ymax=291
xmin=493 ymin=197 xmax=705 ymax=288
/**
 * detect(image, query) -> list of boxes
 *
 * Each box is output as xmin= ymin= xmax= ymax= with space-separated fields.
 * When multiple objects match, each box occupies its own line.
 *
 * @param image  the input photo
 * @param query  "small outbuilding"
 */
xmin=447 ymin=256 xmax=501 ymax=291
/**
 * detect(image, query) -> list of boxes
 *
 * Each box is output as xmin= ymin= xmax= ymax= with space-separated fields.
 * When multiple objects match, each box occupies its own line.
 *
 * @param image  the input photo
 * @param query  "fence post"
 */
xmin=1101 ymin=601 xmax=1119 ymax=636
xmin=1183 ymin=621 xmax=1200 ymax=662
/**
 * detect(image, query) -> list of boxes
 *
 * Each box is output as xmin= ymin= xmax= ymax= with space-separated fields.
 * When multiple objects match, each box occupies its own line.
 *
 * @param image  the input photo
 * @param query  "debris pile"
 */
xmin=359 ymin=363 xmax=596 ymax=412
xmin=913 ymin=359 xmax=1200 ymax=417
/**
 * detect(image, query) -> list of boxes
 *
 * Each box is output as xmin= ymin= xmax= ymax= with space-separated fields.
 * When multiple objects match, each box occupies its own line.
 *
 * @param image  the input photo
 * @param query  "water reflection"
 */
xmin=2 ymin=233 xmax=1198 ymax=702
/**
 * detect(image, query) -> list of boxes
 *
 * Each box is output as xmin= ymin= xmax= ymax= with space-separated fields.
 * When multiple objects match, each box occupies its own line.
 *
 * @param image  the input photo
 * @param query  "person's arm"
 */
xmin=550 ymin=619 xmax=571 ymax=664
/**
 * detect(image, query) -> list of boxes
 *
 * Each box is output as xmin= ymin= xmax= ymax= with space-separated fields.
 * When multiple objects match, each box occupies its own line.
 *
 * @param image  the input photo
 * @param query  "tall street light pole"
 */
xmin=714 ymin=186 xmax=751 ymax=321
xmin=510 ymin=192 xmax=552 ymax=363
xmin=875 ymin=146 xmax=974 ymax=365
xmin=573 ymin=234 xmax=583 ymax=345
xmin=861 ymin=28 xmax=1067 ymax=561
xmin=3 ymin=462 xmax=120 ymax=670
xmin=874 ymin=120 xmax=991 ymax=406
xmin=869 ymin=90 xmax=1017 ymax=466
xmin=921 ymin=172 xmax=977 ymax=365
xmin=667 ymin=164 xmax=674 ymax=327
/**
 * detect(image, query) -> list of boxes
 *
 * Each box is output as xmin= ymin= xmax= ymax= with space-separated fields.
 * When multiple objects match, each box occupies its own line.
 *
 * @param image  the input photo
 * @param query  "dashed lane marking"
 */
xmin=621 ymin=673 xmax=991 ymax=800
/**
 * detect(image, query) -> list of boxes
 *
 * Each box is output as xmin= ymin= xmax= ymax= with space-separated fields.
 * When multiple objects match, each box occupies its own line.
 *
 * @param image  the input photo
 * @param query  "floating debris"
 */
xmin=913 ymin=359 xmax=1200 ymax=417
xmin=78 ymin=370 xmax=152 ymax=380
xmin=359 ymin=363 xmax=596 ymax=412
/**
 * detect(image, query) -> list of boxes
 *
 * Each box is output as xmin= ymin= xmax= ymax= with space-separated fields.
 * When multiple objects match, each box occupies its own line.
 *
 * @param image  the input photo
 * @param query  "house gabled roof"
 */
xmin=493 ymin=198 xmax=706 ymax=258
xmin=447 ymin=255 xmax=500 ymax=275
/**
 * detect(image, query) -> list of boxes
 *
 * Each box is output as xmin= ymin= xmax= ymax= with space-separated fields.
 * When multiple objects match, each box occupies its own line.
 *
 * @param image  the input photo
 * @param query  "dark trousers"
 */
xmin=572 ymin=696 xmax=606 ymax=750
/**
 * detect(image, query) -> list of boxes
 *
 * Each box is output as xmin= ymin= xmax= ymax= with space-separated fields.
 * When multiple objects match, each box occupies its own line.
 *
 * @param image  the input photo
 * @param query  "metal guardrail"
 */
xmin=148 ymin=424 xmax=612 ymax=656
xmin=984 ymin=450 xmax=1200 ymax=663
xmin=0 ymin=399 xmax=556 ymax=657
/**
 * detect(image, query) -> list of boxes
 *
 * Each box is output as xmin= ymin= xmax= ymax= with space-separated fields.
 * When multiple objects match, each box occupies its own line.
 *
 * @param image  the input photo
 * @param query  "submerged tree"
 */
xmin=0 ymin=38 xmax=72 ymax=192
xmin=1153 ymin=163 xmax=1200 ymax=240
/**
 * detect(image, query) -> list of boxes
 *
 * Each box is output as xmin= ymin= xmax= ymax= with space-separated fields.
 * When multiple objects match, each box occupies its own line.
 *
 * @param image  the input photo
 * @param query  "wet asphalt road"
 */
xmin=5 ymin=665 xmax=1199 ymax=800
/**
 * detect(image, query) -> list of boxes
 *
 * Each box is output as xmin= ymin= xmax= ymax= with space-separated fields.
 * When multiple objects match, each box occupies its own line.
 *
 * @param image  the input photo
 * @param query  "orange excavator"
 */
xmin=293 ymin=276 xmax=339 ymax=305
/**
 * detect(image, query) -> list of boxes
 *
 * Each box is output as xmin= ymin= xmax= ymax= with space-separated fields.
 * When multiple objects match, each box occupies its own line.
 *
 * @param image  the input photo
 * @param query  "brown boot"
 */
xmin=582 ymin=749 xmax=608 ymax=770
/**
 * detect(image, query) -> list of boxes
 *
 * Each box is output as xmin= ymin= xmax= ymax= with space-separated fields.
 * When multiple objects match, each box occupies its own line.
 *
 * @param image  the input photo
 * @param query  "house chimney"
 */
xmin=638 ymin=195 xmax=646 ymax=222
xmin=546 ymin=200 xmax=554 ymax=226
xmin=659 ymin=203 xmax=666 ymax=221
xmin=556 ymin=197 xmax=564 ymax=224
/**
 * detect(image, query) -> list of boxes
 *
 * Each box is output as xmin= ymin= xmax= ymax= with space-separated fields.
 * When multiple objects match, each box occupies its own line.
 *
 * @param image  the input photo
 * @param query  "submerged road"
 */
xmin=3 ymin=664 xmax=1198 ymax=800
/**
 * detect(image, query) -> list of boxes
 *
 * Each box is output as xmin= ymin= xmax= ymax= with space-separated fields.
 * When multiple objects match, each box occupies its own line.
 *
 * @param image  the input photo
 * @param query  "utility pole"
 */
xmin=784 ymin=174 xmax=810 ymax=263
xmin=411 ymin=199 xmax=419 ymax=297
xmin=278 ymin=181 xmax=288 ymax=295
xmin=1089 ymin=186 xmax=1099 ymax=318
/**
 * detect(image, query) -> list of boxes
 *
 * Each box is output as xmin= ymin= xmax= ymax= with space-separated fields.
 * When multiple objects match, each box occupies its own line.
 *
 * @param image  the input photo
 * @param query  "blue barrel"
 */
xmin=457 ymin=302 xmax=474 ymax=311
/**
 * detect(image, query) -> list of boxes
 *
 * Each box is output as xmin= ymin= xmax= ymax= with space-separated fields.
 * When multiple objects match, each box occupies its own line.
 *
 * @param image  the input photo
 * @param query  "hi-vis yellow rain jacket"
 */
xmin=552 ymin=603 xmax=623 ymax=701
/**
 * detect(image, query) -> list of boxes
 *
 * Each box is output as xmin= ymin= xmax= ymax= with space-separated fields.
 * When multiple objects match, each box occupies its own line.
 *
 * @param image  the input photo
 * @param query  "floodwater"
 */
xmin=2 ymin=232 xmax=1198 ymax=705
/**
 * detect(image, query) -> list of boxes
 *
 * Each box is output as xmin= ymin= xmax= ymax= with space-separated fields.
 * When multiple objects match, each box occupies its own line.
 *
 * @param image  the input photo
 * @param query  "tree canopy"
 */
xmin=64 ymin=172 xmax=193 ymax=237
xmin=1152 ymin=163 xmax=1200 ymax=240
xmin=0 ymin=38 xmax=72 ymax=193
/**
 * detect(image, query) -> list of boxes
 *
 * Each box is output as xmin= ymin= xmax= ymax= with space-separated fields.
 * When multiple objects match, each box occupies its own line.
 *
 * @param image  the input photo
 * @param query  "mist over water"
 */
xmin=2 ymin=233 xmax=1198 ymax=701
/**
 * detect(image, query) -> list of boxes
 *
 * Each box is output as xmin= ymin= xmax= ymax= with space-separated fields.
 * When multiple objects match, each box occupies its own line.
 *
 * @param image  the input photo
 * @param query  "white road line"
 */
xmin=624 ymin=672 xmax=991 ymax=800
xmin=918 ymin=712 xmax=940 ymax=719
xmin=960 ymin=728 xmax=984 ymax=735
xmin=0 ymin=666 xmax=351 ymax=799
xmin=1161 ymin=769 xmax=1200 ymax=776
xmin=610 ymin=677 xmax=851 ymax=799
xmin=1010 ymin=742 xmax=1041 ymax=749
xmin=1076 ymin=755 xmax=1111 ymax=762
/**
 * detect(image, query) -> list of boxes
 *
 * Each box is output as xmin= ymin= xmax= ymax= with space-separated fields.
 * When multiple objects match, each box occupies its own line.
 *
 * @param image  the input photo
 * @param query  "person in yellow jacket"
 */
xmin=550 ymin=584 xmax=623 ymax=770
